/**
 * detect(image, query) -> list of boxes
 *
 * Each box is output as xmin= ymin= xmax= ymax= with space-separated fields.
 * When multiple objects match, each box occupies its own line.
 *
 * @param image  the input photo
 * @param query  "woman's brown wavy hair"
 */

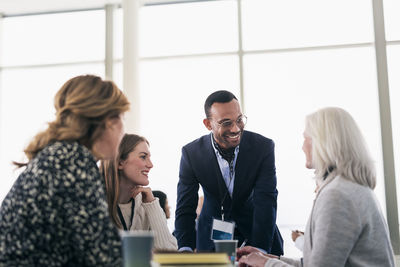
xmin=100 ymin=134 xmax=148 ymax=229
xmin=15 ymin=74 xmax=130 ymax=167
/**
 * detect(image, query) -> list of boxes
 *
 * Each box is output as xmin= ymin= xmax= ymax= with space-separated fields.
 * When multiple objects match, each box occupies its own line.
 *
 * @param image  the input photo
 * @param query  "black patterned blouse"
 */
xmin=0 ymin=141 xmax=121 ymax=266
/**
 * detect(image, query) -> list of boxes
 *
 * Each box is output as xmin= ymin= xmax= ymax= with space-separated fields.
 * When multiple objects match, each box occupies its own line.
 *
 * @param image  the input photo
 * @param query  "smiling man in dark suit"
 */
xmin=174 ymin=90 xmax=283 ymax=255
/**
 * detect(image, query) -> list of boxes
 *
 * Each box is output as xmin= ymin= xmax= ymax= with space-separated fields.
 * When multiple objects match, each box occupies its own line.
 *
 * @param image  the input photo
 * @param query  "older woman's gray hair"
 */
xmin=305 ymin=107 xmax=376 ymax=189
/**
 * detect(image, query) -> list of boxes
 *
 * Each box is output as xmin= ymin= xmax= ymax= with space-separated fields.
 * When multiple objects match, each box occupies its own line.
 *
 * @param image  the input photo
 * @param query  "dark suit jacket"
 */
xmin=174 ymin=131 xmax=284 ymax=255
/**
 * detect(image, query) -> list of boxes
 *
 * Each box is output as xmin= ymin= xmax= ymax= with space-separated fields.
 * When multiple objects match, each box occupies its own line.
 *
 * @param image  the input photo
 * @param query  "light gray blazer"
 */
xmin=266 ymin=176 xmax=395 ymax=267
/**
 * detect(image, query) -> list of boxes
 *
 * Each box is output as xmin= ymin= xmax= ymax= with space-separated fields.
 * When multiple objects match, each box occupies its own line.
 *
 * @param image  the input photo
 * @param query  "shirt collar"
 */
xmin=210 ymin=133 xmax=239 ymax=162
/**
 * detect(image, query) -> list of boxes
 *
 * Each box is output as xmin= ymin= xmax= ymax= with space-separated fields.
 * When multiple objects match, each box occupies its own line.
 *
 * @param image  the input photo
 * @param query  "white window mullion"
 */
xmin=371 ymin=0 xmax=400 ymax=254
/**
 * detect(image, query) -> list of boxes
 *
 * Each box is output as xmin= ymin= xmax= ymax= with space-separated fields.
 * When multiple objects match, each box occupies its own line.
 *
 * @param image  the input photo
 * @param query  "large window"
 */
xmin=0 ymin=10 xmax=105 ymax=202
xmin=383 ymin=0 xmax=400 ymax=41
xmin=2 ymin=11 xmax=105 ymax=66
xmin=239 ymin=0 xmax=382 ymax=256
xmin=241 ymin=0 xmax=373 ymax=50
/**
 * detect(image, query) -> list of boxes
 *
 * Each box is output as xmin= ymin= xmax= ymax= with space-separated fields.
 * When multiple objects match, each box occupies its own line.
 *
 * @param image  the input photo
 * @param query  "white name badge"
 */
xmin=211 ymin=218 xmax=235 ymax=240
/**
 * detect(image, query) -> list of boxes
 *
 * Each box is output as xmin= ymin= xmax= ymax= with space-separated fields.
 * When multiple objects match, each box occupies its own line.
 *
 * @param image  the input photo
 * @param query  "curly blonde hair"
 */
xmin=16 ymin=74 xmax=130 ymax=167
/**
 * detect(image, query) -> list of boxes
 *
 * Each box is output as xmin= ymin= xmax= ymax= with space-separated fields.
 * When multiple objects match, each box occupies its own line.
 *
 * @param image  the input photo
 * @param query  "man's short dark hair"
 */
xmin=204 ymin=90 xmax=238 ymax=118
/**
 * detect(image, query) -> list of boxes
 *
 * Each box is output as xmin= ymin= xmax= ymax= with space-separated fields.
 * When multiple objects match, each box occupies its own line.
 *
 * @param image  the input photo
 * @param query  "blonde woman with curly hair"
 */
xmin=237 ymin=107 xmax=395 ymax=267
xmin=101 ymin=134 xmax=178 ymax=251
xmin=0 ymin=75 xmax=130 ymax=266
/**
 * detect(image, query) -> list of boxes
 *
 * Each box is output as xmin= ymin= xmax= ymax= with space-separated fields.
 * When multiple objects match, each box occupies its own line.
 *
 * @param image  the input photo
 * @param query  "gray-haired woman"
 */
xmin=237 ymin=107 xmax=395 ymax=267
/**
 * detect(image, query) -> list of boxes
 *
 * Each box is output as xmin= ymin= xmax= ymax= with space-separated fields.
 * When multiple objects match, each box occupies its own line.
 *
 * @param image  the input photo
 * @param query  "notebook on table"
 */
xmin=153 ymin=252 xmax=230 ymax=266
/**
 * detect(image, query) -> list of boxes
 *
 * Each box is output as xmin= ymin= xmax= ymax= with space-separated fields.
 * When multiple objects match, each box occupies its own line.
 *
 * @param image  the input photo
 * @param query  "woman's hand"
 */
xmin=238 ymin=252 xmax=269 ymax=267
xmin=291 ymin=230 xmax=304 ymax=242
xmin=131 ymin=186 xmax=155 ymax=203
xmin=237 ymin=246 xmax=264 ymax=260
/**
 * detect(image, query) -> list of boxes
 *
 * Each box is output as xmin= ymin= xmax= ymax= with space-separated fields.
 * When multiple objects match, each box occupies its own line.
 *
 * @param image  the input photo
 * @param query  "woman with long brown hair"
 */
xmin=0 ymin=74 xmax=129 ymax=266
xmin=101 ymin=134 xmax=177 ymax=251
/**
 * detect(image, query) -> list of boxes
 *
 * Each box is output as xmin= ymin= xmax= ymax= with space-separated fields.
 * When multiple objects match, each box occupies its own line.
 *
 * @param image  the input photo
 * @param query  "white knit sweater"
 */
xmin=119 ymin=193 xmax=178 ymax=251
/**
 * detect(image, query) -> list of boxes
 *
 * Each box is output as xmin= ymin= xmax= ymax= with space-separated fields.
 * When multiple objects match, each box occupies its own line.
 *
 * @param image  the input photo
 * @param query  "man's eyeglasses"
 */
xmin=214 ymin=115 xmax=247 ymax=129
